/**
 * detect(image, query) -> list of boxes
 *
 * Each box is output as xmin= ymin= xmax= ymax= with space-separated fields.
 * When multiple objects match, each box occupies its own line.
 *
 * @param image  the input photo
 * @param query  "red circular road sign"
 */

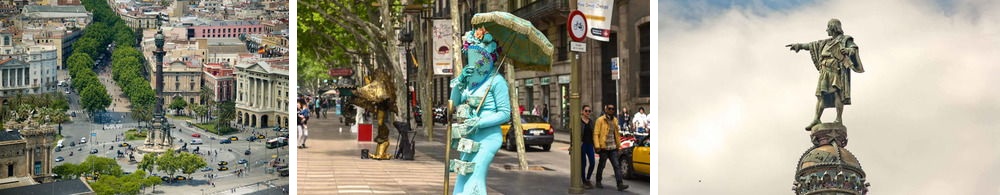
xmin=567 ymin=10 xmax=587 ymax=42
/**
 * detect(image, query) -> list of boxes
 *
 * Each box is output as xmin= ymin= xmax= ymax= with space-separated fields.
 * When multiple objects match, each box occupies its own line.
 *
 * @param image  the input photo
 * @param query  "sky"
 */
xmin=657 ymin=0 xmax=1000 ymax=194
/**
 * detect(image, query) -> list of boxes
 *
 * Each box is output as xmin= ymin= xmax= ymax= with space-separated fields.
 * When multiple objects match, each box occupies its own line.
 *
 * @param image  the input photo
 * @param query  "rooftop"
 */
xmin=0 ymin=178 xmax=93 ymax=194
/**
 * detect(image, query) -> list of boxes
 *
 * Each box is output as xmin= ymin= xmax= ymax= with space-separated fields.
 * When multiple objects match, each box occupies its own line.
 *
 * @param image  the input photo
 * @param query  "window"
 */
xmin=3 ymin=36 xmax=9 ymax=46
xmin=558 ymin=25 xmax=567 ymax=61
xmin=638 ymin=22 xmax=650 ymax=98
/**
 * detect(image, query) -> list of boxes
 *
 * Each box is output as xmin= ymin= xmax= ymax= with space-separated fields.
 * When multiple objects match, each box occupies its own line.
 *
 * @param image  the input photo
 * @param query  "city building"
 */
xmin=161 ymin=60 xmax=203 ymax=114
xmin=188 ymin=20 xmax=265 ymax=39
xmin=0 ymin=46 xmax=58 ymax=96
xmin=0 ymin=121 xmax=57 ymax=189
xmin=17 ymin=5 xmax=91 ymax=29
xmin=203 ymin=62 xmax=235 ymax=103
xmin=234 ymin=58 xmax=288 ymax=128
xmin=21 ymin=25 xmax=85 ymax=69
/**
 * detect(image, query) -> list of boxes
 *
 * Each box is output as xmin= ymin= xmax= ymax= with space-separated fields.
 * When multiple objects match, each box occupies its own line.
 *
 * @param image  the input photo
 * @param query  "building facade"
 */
xmin=0 ymin=121 xmax=56 ymax=189
xmin=188 ymin=21 xmax=265 ymax=38
xmin=160 ymin=60 xmax=203 ymax=115
xmin=0 ymin=46 xmax=57 ymax=96
xmin=234 ymin=59 xmax=287 ymax=128
xmin=203 ymin=62 xmax=235 ymax=103
xmin=511 ymin=0 xmax=649 ymax=129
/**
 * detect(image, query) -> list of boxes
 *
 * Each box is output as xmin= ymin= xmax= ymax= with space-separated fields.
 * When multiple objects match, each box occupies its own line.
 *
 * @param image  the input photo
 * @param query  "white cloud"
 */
xmin=657 ymin=0 xmax=1000 ymax=194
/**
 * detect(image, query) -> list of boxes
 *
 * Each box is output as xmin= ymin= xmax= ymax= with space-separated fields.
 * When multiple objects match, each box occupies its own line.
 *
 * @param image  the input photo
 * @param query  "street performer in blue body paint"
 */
xmin=448 ymin=26 xmax=511 ymax=195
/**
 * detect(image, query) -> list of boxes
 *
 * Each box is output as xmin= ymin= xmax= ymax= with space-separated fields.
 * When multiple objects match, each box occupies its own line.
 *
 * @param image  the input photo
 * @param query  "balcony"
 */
xmin=512 ymin=0 xmax=570 ymax=23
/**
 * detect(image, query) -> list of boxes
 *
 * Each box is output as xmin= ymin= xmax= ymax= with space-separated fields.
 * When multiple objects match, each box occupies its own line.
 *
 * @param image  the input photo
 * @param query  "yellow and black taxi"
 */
xmin=500 ymin=115 xmax=555 ymax=151
xmin=620 ymin=136 xmax=650 ymax=179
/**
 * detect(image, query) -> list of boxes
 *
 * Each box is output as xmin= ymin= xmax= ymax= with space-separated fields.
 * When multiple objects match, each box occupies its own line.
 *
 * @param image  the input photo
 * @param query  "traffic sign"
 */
xmin=570 ymin=42 xmax=586 ymax=52
xmin=567 ymin=10 xmax=587 ymax=42
xmin=91 ymin=132 xmax=96 ymax=137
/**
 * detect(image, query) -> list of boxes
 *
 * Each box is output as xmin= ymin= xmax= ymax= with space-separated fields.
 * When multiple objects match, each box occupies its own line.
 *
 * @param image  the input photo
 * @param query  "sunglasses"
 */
xmin=583 ymin=109 xmax=592 ymax=112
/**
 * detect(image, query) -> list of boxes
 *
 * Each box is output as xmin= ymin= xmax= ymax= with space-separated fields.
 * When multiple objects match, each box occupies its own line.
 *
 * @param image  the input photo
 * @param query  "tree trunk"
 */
xmin=507 ymin=63 xmax=529 ymax=170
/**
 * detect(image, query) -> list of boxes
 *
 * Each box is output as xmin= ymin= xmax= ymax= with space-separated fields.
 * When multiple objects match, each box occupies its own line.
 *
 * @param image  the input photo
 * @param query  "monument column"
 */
xmin=788 ymin=18 xmax=870 ymax=195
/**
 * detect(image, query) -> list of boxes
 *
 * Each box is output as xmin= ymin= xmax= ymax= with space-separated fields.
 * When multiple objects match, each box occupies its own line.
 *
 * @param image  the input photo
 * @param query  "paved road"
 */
xmin=53 ymin=59 xmax=290 ymax=194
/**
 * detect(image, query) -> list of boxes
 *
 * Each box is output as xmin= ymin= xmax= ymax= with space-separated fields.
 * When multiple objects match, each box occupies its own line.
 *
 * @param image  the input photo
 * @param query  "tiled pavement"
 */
xmin=296 ymin=117 xmax=502 ymax=194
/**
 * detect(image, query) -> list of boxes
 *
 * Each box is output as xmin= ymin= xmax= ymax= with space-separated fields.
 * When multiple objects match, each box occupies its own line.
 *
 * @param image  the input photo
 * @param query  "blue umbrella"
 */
xmin=471 ymin=11 xmax=554 ymax=72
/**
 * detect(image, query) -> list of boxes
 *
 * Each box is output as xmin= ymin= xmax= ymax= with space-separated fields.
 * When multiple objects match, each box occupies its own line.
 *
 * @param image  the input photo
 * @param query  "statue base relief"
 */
xmin=809 ymin=122 xmax=848 ymax=147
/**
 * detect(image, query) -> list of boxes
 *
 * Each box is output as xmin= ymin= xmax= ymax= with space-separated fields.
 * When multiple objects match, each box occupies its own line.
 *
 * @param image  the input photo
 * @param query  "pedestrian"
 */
xmin=518 ymin=105 xmax=525 ymax=115
xmin=619 ymin=107 xmax=631 ymax=133
xmin=542 ymin=103 xmax=550 ymax=122
xmin=632 ymin=107 xmax=648 ymax=134
xmin=297 ymin=100 xmax=309 ymax=149
xmin=580 ymin=105 xmax=596 ymax=189
xmin=593 ymin=104 xmax=629 ymax=191
xmin=313 ymin=97 xmax=323 ymax=119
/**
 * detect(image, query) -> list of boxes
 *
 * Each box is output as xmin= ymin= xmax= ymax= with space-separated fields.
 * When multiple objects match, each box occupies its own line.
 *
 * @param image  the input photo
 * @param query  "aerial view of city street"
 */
xmin=0 ymin=0 xmax=288 ymax=194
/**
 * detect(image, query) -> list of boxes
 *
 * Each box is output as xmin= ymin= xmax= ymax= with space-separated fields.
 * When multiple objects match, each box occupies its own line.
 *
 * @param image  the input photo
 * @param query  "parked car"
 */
xmin=55 ymin=156 xmax=64 ymax=162
xmin=499 ymin=115 xmax=555 ymax=151
xmin=191 ymin=133 xmax=201 ymax=138
xmin=174 ymin=176 xmax=187 ymax=181
xmin=277 ymin=167 xmax=289 ymax=177
xmin=619 ymin=136 xmax=651 ymax=179
xmin=219 ymin=139 xmax=232 ymax=144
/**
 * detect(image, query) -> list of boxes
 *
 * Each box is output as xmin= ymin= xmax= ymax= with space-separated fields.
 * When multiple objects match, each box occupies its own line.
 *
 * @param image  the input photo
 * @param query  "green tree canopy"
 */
xmin=169 ymin=96 xmax=188 ymax=115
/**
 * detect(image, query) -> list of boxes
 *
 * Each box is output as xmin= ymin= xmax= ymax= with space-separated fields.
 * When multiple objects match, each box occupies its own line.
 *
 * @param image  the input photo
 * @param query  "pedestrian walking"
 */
xmin=580 ymin=105 xmax=596 ymax=189
xmin=297 ymin=100 xmax=309 ymax=148
xmin=593 ymin=104 xmax=629 ymax=191
xmin=619 ymin=107 xmax=631 ymax=132
xmin=542 ymin=104 xmax=550 ymax=122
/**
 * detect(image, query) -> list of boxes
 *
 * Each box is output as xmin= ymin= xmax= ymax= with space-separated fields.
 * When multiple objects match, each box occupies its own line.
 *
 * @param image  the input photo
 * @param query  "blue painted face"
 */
xmin=462 ymin=30 xmax=498 ymax=91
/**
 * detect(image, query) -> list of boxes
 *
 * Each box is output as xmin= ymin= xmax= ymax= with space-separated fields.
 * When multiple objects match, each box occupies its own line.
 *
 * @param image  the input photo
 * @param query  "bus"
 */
xmin=265 ymin=137 xmax=288 ymax=149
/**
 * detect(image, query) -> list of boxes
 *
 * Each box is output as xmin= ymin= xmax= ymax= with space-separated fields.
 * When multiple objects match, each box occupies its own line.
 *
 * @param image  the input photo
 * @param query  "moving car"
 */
xmin=218 ymin=161 xmax=229 ymax=166
xmin=200 ymin=166 xmax=213 ymax=172
xmin=191 ymin=133 xmax=201 ymax=138
xmin=80 ymin=137 xmax=87 ymax=143
xmin=190 ymin=139 xmax=203 ymax=145
xmin=228 ymin=136 xmax=239 ymax=141
xmin=55 ymin=147 xmax=61 ymax=152
xmin=244 ymin=149 xmax=251 ymax=155
xmin=247 ymin=136 xmax=258 ymax=142
xmin=174 ymin=176 xmax=187 ymax=181
xmin=90 ymin=149 xmax=98 ymax=154
xmin=55 ymin=156 xmax=64 ymax=162
xmin=219 ymin=139 xmax=232 ymax=144
xmin=119 ymin=143 xmax=130 ymax=147
xmin=619 ymin=136 xmax=651 ymax=179
xmin=499 ymin=115 xmax=555 ymax=151
xmin=237 ymin=159 xmax=248 ymax=164
xmin=218 ymin=166 xmax=229 ymax=171
xmin=57 ymin=140 xmax=64 ymax=148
